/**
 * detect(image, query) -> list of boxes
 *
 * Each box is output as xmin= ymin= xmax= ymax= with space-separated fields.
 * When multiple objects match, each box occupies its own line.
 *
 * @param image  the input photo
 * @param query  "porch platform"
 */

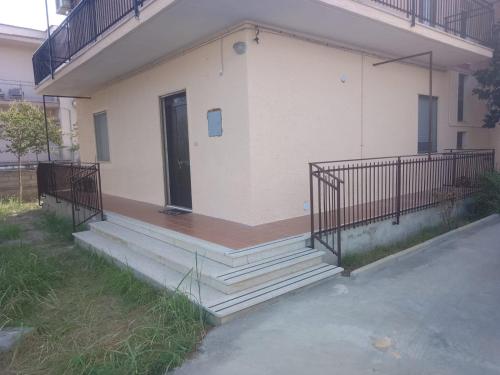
xmin=102 ymin=194 xmax=310 ymax=250
xmin=101 ymin=187 xmax=463 ymax=250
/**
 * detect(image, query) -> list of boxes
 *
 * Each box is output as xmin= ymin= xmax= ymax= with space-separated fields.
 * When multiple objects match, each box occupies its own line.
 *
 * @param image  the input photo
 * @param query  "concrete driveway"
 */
xmin=174 ymin=215 xmax=500 ymax=375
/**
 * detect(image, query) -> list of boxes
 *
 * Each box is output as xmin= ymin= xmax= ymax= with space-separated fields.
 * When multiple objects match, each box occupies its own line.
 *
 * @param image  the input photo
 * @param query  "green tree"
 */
xmin=0 ymin=102 xmax=61 ymax=201
xmin=473 ymin=27 xmax=500 ymax=128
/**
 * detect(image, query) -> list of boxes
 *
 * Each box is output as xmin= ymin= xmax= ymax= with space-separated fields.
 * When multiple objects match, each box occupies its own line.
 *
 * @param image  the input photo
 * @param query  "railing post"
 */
xmin=460 ymin=10 xmax=468 ymax=39
xmin=37 ymin=163 xmax=42 ymax=206
xmin=92 ymin=0 xmax=98 ymax=42
xmin=394 ymin=156 xmax=401 ymax=225
xmin=429 ymin=0 xmax=436 ymax=27
xmin=309 ymin=163 xmax=315 ymax=249
xmin=134 ymin=0 xmax=140 ymax=17
xmin=66 ymin=22 xmax=71 ymax=61
xmin=411 ymin=0 xmax=416 ymax=26
xmin=70 ymin=163 xmax=76 ymax=231
xmin=492 ymin=149 xmax=496 ymax=172
xmin=336 ymin=182 xmax=342 ymax=267
xmin=452 ymin=153 xmax=457 ymax=186
xmin=97 ymin=163 xmax=104 ymax=221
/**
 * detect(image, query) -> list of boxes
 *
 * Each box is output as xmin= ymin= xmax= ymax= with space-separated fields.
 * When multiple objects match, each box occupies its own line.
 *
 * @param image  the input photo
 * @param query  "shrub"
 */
xmin=472 ymin=172 xmax=500 ymax=217
xmin=433 ymin=190 xmax=458 ymax=229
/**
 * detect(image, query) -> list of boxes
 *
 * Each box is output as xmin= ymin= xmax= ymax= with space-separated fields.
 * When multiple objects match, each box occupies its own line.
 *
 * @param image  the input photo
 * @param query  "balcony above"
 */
xmin=369 ymin=0 xmax=495 ymax=46
xmin=34 ymin=0 xmax=495 ymax=96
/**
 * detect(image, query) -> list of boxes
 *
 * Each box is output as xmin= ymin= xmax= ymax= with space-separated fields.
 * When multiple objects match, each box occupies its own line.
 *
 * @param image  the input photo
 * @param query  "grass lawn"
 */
xmin=341 ymin=218 xmax=473 ymax=273
xmin=0 ymin=199 xmax=207 ymax=375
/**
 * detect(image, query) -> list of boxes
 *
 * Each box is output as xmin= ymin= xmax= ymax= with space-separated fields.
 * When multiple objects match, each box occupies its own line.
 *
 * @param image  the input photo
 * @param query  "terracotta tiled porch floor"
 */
xmin=102 ymin=187 xmax=468 ymax=250
xmin=102 ymin=194 xmax=311 ymax=250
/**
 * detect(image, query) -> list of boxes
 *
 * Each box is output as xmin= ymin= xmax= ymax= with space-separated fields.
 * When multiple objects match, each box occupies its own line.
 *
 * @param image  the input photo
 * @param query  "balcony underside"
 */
xmin=37 ymin=0 xmax=493 ymax=96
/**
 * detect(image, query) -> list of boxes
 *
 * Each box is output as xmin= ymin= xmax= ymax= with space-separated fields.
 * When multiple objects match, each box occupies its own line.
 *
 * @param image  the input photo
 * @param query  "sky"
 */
xmin=0 ymin=0 xmax=66 ymax=31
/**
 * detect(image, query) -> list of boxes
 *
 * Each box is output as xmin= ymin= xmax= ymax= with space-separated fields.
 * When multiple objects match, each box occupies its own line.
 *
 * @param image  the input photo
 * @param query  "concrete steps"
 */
xmin=73 ymin=213 xmax=343 ymax=324
xmin=105 ymin=212 xmax=308 ymax=266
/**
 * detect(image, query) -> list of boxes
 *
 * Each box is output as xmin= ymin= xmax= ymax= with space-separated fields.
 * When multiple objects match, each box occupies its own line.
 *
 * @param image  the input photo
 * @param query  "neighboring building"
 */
xmin=0 ymin=23 xmax=78 ymax=163
xmin=34 ymin=0 xmax=500 ymax=322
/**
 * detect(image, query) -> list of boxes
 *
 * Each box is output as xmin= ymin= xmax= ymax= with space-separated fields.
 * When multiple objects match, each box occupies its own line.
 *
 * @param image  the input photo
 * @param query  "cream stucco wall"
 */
xmin=77 ymin=30 xmax=253 ymax=224
xmin=77 ymin=27 xmax=493 ymax=226
xmin=0 ymin=43 xmax=38 ymax=83
xmin=245 ymin=31 xmax=492 ymax=224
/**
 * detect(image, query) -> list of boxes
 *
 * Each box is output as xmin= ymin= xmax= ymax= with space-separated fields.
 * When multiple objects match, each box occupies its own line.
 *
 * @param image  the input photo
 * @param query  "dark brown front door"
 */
xmin=162 ymin=92 xmax=192 ymax=209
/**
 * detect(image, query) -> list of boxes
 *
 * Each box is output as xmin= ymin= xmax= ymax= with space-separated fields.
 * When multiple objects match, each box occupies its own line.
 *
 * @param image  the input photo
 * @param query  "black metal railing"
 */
xmin=33 ymin=0 xmax=145 ymax=85
xmin=37 ymin=161 xmax=104 ymax=229
xmin=309 ymin=164 xmax=344 ymax=266
xmin=372 ymin=0 xmax=494 ymax=46
xmin=310 ymin=149 xmax=495 ymax=264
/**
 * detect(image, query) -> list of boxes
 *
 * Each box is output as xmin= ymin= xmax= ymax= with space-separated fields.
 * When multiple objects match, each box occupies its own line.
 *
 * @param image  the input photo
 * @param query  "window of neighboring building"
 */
xmin=457 ymin=131 xmax=466 ymax=150
xmin=457 ymin=74 xmax=466 ymax=122
xmin=94 ymin=112 xmax=110 ymax=162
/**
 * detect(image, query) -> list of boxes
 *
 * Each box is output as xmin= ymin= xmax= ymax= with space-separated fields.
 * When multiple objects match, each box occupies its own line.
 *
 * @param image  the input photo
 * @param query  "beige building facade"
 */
xmin=36 ymin=0 xmax=499 ymax=226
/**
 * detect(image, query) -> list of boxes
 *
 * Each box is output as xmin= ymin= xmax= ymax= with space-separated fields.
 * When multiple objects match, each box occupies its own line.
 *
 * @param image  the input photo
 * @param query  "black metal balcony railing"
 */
xmin=33 ymin=0 xmax=495 ymax=86
xmin=310 ymin=149 xmax=496 ymax=265
xmin=372 ymin=0 xmax=495 ymax=46
xmin=33 ymin=0 xmax=144 ymax=85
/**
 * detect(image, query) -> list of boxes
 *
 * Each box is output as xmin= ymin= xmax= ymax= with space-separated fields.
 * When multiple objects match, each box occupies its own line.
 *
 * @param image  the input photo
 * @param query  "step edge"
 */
xmin=208 ymin=264 xmax=341 ymax=310
xmin=216 ymin=248 xmax=322 ymax=276
xmin=210 ymin=267 xmax=343 ymax=320
xmin=216 ymin=252 xmax=324 ymax=283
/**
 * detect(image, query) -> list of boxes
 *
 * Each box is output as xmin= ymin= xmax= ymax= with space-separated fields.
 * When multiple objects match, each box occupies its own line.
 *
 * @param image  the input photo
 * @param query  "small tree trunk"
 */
xmin=17 ymin=156 xmax=23 ymax=202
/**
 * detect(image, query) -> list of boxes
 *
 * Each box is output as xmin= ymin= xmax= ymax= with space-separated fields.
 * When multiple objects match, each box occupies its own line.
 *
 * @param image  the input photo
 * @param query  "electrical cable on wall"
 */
xmin=219 ymin=37 xmax=224 ymax=76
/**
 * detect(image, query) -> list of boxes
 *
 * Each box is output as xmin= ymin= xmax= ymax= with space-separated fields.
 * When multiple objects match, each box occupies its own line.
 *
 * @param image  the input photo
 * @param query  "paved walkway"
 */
xmin=174 ymin=215 xmax=500 ymax=375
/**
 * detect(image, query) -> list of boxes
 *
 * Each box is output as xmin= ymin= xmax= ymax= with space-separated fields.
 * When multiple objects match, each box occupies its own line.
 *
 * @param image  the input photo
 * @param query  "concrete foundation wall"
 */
xmin=320 ymin=199 xmax=470 ymax=263
xmin=41 ymin=195 xmax=73 ymax=219
xmin=41 ymin=194 xmax=99 ymax=227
